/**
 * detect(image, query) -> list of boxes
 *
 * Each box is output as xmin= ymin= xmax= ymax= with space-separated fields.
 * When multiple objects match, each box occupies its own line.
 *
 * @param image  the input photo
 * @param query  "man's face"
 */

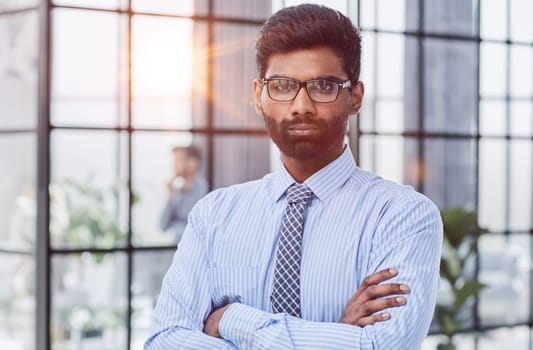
xmin=253 ymin=47 xmax=364 ymax=164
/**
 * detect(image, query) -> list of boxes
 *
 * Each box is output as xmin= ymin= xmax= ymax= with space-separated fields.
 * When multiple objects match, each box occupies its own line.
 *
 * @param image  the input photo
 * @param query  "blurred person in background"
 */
xmin=160 ymin=145 xmax=208 ymax=244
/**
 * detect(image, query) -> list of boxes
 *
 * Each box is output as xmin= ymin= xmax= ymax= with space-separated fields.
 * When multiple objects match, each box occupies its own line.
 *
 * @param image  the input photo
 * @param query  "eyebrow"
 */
xmin=265 ymin=75 xmax=349 ymax=82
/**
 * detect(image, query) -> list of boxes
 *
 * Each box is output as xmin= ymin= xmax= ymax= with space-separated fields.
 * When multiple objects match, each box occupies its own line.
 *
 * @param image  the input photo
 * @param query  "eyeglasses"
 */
xmin=261 ymin=77 xmax=352 ymax=103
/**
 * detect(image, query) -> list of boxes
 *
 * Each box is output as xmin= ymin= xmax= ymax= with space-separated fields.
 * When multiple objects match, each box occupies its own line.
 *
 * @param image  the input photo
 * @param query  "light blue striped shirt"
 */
xmin=145 ymin=147 xmax=443 ymax=350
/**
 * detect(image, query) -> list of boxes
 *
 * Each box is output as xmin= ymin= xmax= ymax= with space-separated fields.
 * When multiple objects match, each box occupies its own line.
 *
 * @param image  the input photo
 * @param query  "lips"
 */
xmin=287 ymin=123 xmax=320 ymax=136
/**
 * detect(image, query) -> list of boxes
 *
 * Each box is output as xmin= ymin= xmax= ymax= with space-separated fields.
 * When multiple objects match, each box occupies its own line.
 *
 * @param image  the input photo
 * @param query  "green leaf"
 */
xmin=441 ymin=207 xmax=483 ymax=249
xmin=453 ymin=280 xmax=486 ymax=309
xmin=435 ymin=305 xmax=459 ymax=338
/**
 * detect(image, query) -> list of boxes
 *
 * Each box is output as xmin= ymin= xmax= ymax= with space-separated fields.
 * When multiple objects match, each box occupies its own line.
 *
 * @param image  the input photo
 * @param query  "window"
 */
xmin=0 ymin=0 xmax=531 ymax=349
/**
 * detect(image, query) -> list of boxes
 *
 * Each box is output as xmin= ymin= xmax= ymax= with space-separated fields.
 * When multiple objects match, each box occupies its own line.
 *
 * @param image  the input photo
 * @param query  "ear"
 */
xmin=253 ymin=79 xmax=264 ymax=115
xmin=349 ymin=81 xmax=364 ymax=115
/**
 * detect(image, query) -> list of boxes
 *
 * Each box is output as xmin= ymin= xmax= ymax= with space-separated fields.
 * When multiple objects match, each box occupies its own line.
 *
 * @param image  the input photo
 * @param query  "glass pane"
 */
xmin=510 ymin=45 xmax=533 ymax=98
xmin=511 ymin=101 xmax=533 ymax=137
xmin=362 ymin=0 xmax=416 ymax=31
xmin=509 ymin=140 xmax=532 ymax=231
xmin=50 ymin=130 xmax=128 ymax=249
xmin=0 ymin=0 xmax=38 ymax=11
xmin=359 ymin=135 xmax=404 ymax=184
xmin=282 ymin=0 xmax=348 ymax=14
xmin=51 ymin=253 xmax=128 ymax=350
xmin=132 ymin=0 xmax=207 ymax=16
xmin=375 ymin=99 xmax=404 ymax=133
xmin=51 ymin=9 xmax=124 ymax=128
xmin=0 ymin=133 xmax=36 ymax=251
xmin=0 ymin=11 xmax=39 ymax=130
xmin=0 ymin=252 xmax=35 ymax=350
xmin=479 ymin=235 xmax=530 ymax=327
xmin=480 ymin=42 xmax=507 ymax=98
xmin=480 ymin=99 xmax=506 ymax=137
xmin=212 ymin=23 xmax=263 ymax=129
xmin=510 ymin=0 xmax=533 ymax=42
xmin=377 ymin=33 xmax=404 ymax=98
xmin=403 ymin=37 xmax=421 ymax=133
xmin=420 ymin=334 xmax=476 ymax=350
xmin=423 ymin=38 xmax=478 ymax=134
xmin=479 ymin=139 xmax=506 ymax=231
xmin=479 ymin=326 xmax=531 ymax=350
xmin=424 ymin=0 xmax=478 ymax=36
xmin=423 ymin=138 xmax=477 ymax=209
xmin=213 ymin=0 xmax=271 ymax=20
xmin=53 ymin=0 xmax=125 ymax=10
xmin=359 ymin=0 xmax=376 ymax=29
xmin=132 ymin=16 xmax=197 ymax=129
xmin=213 ymin=134 xmax=270 ymax=189
xmin=377 ymin=0 xmax=411 ymax=32
xmin=131 ymin=131 xmax=208 ymax=246
xmin=360 ymin=31 xmax=375 ymax=100
xmin=131 ymin=249 xmax=175 ymax=349
xmin=481 ymin=0 xmax=507 ymax=40
xmin=359 ymin=96 xmax=375 ymax=133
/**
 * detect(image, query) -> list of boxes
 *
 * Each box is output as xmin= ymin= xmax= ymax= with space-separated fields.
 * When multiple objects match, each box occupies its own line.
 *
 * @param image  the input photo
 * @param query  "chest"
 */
xmin=207 ymin=200 xmax=374 ymax=321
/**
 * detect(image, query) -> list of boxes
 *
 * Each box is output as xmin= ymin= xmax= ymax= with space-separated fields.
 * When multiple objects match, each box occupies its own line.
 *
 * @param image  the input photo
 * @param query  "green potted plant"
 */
xmin=435 ymin=207 xmax=488 ymax=350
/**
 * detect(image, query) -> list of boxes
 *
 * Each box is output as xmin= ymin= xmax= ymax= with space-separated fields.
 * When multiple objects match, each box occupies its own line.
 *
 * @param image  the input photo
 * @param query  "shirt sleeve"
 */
xmin=219 ymin=303 xmax=373 ymax=349
xmin=145 ymin=209 xmax=238 ymax=350
xmin=218 ymin=191 xmax=442 ymax=350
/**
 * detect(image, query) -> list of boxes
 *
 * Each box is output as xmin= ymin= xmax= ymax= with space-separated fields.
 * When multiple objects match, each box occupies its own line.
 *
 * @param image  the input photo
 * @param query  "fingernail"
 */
xmin=381 ymin=312 xmax=390 ymax=320
xmin=396 ymin=296 xmax=406 ymax=304
xmin=389 ymin=268 xmax=398 ymax=275
xmin=400 ymin=284 xmax=410 ymax=292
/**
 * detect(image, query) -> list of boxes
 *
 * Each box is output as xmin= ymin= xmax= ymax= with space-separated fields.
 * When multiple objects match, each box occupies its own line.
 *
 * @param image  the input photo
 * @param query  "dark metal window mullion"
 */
xmin=206 ymin=0 xmax=215 ymax=191
xmin=126 ymin=0 xmax=134 ymax=348
xmin=37 ymin=0 xmax=52 ymax=349
xmin=416 ymin=0 xmax=425 ymax=193
xmin=473 ymin=0 xmax=483 ymax=343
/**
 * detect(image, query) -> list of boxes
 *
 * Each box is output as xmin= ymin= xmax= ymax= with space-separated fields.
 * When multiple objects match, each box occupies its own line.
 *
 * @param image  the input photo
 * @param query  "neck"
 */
xmin=281 ymin=147 xmax=344 ymax=183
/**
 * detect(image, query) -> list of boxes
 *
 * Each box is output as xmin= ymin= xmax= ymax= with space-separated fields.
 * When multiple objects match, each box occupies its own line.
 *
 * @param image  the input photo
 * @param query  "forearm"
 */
xmin=145 ymin=327 xmax=237 ymax=350
xmin=219 ymin=303 xmax=373 ymax=349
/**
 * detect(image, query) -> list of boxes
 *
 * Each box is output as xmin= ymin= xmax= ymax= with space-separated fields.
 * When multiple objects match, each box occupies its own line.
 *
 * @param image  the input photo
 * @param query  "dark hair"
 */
xmin=256 ymin=4 xmax=361 ymax=82
xmin=172 ymin=145 xmax=202 ymax=161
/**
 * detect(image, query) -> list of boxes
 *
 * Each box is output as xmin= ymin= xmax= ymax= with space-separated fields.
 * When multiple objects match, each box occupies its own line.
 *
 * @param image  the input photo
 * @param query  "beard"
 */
xmin=262 ymin=111 xmax=348 ymax=160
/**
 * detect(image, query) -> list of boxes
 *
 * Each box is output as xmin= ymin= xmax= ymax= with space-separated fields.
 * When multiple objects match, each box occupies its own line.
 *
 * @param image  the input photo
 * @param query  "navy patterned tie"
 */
xmin=271 ymin=183 xmax=314 ymax=317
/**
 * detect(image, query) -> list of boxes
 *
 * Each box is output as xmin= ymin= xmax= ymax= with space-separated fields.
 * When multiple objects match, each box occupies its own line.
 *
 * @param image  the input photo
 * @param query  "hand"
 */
xmin=339 ymin=268 xmax=410 ymax=327
xmin=203 ymin=304 xmax=231 ymax=338
xmin=166 ymin=178 xmax=175 ymax=197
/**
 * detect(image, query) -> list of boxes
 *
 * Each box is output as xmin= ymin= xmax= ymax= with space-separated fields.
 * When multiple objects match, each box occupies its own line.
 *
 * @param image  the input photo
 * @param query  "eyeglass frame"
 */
xmin=260 ymin=77 xmax=353 ymax=103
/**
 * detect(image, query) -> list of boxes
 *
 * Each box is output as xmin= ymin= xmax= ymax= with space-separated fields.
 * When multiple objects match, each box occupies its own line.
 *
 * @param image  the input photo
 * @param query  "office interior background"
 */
xmin=1 ymin=0 xmax=532 ymax=349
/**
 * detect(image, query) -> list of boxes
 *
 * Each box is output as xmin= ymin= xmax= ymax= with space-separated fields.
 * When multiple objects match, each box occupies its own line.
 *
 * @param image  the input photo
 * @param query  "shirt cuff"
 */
xmin=219 ymin=303 xmax=277 ymax=348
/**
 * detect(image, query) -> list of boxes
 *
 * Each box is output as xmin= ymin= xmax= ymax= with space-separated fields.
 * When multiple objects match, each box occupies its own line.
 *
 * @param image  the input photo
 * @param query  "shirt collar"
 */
xmin=271 ymin=147 xmax=357 ymax=203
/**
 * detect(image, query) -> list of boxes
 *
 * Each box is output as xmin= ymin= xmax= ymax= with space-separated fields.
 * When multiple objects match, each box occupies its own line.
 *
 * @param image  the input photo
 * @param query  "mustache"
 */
xmin=279 ymin=115 xmax=326 ymax=129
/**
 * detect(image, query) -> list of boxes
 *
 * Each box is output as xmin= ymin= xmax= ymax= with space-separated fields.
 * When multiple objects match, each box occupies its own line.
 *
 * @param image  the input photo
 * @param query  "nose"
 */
xmin=290 ymin=85 xmax=316 ymax=115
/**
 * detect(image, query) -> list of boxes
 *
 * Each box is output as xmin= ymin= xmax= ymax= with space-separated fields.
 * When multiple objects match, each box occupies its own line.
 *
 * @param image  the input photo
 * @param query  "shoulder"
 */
xmin=348 ymin=168 xmax=441 ymax=231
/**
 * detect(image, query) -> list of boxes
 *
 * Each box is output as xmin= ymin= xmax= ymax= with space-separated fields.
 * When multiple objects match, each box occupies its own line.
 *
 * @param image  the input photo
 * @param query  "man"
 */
xmin=160 ymin=145 xmax=208 ymax=244
xmin=145 ymin=4 xmax=442 ymax=349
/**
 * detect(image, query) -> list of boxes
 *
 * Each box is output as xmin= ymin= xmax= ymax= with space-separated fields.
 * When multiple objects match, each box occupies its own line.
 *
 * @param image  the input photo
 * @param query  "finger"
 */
xmin=353 ymin=268 xmax=399 ymax=299
xmin=355 ymin=312 xmax=391 ymax=327
xmin=343 ymin=295 xmax=407 ymax=325
xmin=358 ymin=295 xmax=407 ymax=318
xmin=360 ymin=283 xmax=410 ymax=301
xmin=351 ymin=282 xmax=410 ymax=309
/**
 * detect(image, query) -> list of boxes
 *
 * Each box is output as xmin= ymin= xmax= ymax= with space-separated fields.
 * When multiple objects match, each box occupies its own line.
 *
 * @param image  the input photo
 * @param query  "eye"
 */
xmin=270 ymin=79 xmax=296 ymax=92
xmin=309 ymin=80 xmax=335 ymax=93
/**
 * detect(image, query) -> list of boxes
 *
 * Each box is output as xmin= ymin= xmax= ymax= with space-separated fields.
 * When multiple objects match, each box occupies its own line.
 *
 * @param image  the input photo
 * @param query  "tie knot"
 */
xmin=287 ymin=183 xmax=313 ymax=204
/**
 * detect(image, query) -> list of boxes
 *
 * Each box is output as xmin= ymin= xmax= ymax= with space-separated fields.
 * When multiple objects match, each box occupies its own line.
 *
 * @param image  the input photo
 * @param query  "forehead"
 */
xmin=264 ymin=47 xmax=347 ymax=80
